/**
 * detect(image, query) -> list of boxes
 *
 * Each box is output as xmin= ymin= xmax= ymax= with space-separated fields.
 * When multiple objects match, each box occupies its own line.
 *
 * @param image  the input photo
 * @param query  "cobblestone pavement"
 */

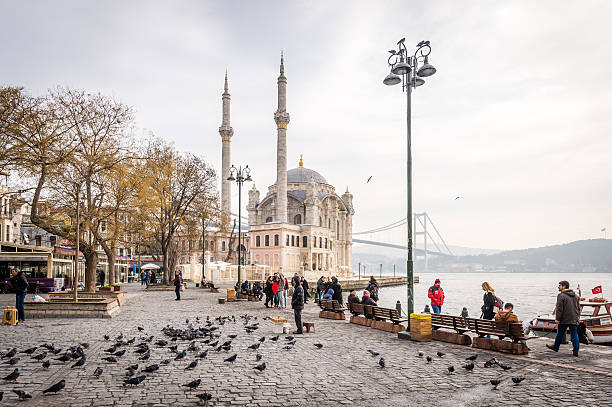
xmin=0 ymin=284 xmax=610 ymax=407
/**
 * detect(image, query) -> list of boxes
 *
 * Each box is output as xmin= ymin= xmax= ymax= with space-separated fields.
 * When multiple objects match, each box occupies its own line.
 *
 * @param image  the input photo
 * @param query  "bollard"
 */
xmin=424 ymin=304 xmax=431 ymax=313
xmin=396 ymin=300 xmax=402 ymax=316
xmin=461 ymin=307 xmax=469 ymax=318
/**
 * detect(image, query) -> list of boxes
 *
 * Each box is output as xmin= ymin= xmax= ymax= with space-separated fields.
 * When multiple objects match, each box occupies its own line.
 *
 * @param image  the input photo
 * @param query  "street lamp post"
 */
xmin=383 ymin=39 xmax=436 ymax=327
xmin=73 ymin=182 xmax=81 ymax=303
xmin=227 ymin=165 xmax=252 ymax=299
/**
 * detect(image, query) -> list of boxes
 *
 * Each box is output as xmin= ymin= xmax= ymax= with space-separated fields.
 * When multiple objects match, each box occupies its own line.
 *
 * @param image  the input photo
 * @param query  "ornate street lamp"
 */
xmin=383 ymin=39 xmax=436 ymax=329
xmin=227 ymin=164 xmax=252 ymax=298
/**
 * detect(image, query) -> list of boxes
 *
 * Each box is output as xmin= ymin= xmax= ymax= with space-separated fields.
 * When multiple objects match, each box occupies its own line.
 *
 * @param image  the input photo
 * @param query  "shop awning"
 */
xmin=0 ymin=254 xmax=49 ymax=262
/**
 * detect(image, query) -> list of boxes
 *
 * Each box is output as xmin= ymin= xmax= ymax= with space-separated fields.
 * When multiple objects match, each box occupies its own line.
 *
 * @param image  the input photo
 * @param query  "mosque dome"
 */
xmin=286 ymin=155 xmax=327 ymax=184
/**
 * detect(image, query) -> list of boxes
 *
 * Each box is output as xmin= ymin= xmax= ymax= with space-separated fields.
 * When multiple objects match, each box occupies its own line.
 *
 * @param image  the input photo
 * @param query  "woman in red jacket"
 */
xmin=428 ymin=278 xmax=445 ymax=314
xmin=272 ymin=276 xmax=280 ymax=308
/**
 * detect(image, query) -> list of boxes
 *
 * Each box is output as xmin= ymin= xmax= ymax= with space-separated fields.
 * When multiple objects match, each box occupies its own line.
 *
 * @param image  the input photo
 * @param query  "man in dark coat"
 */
xmin=347 ymin=290 xmax=361 ymax=304
xmin=366 ymin=276 xmax=379 ymax=302
xmin=291 ymin=276 xmax=304 ymax=334
xmin=301 ymin=277 xmax=310 ymax=304
xmin=173 ymin=271 xmax=182 ymax=301
xmin=547 ymin=280 xmax=580 ymax=356
xmin=331 ymin=277 xmax=342 ymax=304
xmin=316 ymin=276 xmax=325 ymax=302
xmin=10 ymin=268 xmax=28 ymax=323
xmin=99 ymin=269 xmax=106 ymax=287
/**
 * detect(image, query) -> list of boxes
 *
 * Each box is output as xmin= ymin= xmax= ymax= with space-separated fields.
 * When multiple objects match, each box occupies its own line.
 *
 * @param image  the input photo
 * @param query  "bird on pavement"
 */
xmin=314 ymin=344 xmax=323 ymax=349
xmin=256 ymin=353 xmax=262 ymax=361
xmin=160 ymin=359 xmax=172 ymax=365
xmin=2 ymin=348 xmax=17 ymax=358
xmin=3 ymin=368 xmax=19 ymax=381
xmin=43 ymin=379 xmax=65 ymax=394
xmin=466 ymin=354 xmax=478 ymax=361
xmin=0 ymin=391 xmax=2 ymax=401
xmin=228 ymin=334 xmax=237 ymax=339
xmin=103 ymin=335 xmax=109 ymax=341
xmin=254 ymin=362 xmax=266 ymax=372
xmin=71 ymin=356 xmax=86 ymax=368
xmin=123 ymin=375 xmax=146 ymax=387
xmin=42 ymin=360 xmax=51 ymax=369
xmin=174 ymin=350 xmax=186 ymax=360
xmin=248 ymin=343 xmax=261 ymax=350
xmin=447 ymin=366 xmax=454 ymax=374
xmin=378 ymin=358 xmax=385 ymax=368
xmin=368 ymin=350 xmax=380 ymax=357
xmin=143 ymin=364 xmax=159 ymax=373
xmin=138 ymin=351 xmax=151 ymax=361
xmin=32 ymin=352 xmax=47 ymax=361
xmin=437 ymin=352 xmax=445 ymax=358
xmin=12 ymin=390 xmax=32 ymax=401
xmin=490 ymin=379 xmax=502 ymax=390
xmin=102 ymin=356 xmax=118 ymax=363
xmin=113 ymin=350 xmax=126 ymax=357
xmin=127 ymin=364 xmax=138 ymax=370
xmin=138 ymin=326 xmax=144 ymax=331
xmin=285 ymin=336 xmax=294 ymax=341
xmin=182 ymin=379 xmax=201 ymax=390
xmin=6 ymin=357 xmax=20 ymax=365
xmin=270 ymin=336 xmax=279 ymax=341
xmin=224 ymin=354 xmax=237 ymax=363
xmin=484 ymin=358 xmax=498 ymax=368
xmin=499 ymin=363 xmax=512 ymax=371
xmin=21 ymin=347 xmax=37 ymax=355
xmin=426 ymin=356 xmax=433 ymax=363
xmin=196 ymin=392 xmax=213 ymax=405
xmin=197 ymin=350 xmax=208 ymax=359
xmin=185 ymin=360 xmax=198 ymax=370
xmin=463 ymin=362 xmax=475 ymax=371
xmin=418 ymin=351 xmax=424 ymax=357
xmin=258 ymin=337 xmax=266 ymax=343
xmin=512 ymin=377 xmax=525 ymax=385
xmin=93 ymin=367 xmax=103 ymax=378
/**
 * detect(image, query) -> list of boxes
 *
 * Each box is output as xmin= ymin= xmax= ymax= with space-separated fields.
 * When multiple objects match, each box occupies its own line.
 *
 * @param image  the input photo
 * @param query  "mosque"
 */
xmin=211 ymin=54 xmax=354 ymax=279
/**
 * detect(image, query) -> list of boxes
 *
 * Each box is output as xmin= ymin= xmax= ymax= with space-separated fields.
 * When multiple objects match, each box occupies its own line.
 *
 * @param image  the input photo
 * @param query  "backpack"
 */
xmin=493 ymin=295 xmax=504 ymax=310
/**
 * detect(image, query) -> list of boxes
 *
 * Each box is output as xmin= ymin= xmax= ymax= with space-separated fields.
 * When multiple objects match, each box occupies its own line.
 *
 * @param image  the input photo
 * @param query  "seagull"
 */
xmin=454 ymin=196 xmax=461 ymax=200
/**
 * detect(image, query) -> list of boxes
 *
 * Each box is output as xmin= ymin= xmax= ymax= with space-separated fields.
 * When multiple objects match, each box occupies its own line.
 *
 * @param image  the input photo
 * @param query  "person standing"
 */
xmin=291 ymin=276 xmax=304 ymax=334
xmin=316 ymin=275 xmax=325 ymax=302
xmin=10 ymin=268 xmax=28 ymax=323
xmin=99 ymin=269 xmax=106 ymax=287
xmin=283 ymin=274 xmax=289 ymax=308
xmin=427 ymin=278 xmax=445 ymax=314
xmin=173 ymin=270 xmax=182 ymax=301
xmin=331 ymin=277 xmax=342 ymax=305
xmin=264 ymin=276 xmax=273 ymax=308
xmin=301 ymin=276 xmax=310 ymax=304
xmin=480 ymin=282 xmax=497 ymax=320
xmin=366 ymin=276 xmax=379 ymax=302
xmin=278 ymin=274 xmax=286 ymax=308
xmin=272 ymin=276 xmax=280 ymax=308
xmin=547 ymin=280 xmax=580 ymax=356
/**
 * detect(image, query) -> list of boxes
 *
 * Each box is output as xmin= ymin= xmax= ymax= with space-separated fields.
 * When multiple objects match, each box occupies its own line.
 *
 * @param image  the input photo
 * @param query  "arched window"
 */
xmin=294 ymin=214 xmax=301 ymax=225
xmin=265 ymin=235 xmax=270 ymax=246
xmin=286 ymin=235 xmax=290 ymax=246
xmin=325 ymin=238 xmax=328 ymax=249
xmin=274 ymin=234 xmax=279 ymax=246
xmin=256 ymin=236 xmax=261 ymax=247
xmin=291 ymin=235 xmax=295 ymax=246
xmin=302 ymin=236 xmax=307 ymax=247
xmin=313 ymin=237 xmax=317 ymax=248
xmin=266 ymin=216 xmax=273 ymax=223
xmin=222 ymin=241 xmax=226 ymax=251
xmin=319 ymin=237 xmax=322 ymax=248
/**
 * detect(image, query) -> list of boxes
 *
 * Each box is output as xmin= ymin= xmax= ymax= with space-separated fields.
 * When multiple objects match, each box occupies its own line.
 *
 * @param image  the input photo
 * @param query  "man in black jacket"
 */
xmin=10 ymin=268 xmax=28 ymax=323
xmin=547 ymin=280 xmax=581 ymax=356
xmin=331 ymin=277 xmax=343 ymax=305
xmin=291 ymin=276 xmax=304 ymax=334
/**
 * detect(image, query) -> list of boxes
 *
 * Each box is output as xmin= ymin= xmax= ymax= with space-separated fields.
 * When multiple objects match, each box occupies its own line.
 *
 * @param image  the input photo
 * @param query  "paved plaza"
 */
xmin=1 ymin=284 xmax=611 ymax=407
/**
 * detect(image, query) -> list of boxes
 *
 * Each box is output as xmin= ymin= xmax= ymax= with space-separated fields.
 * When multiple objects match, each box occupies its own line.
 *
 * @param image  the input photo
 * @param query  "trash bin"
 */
xmin=410 ymin=313 xmax=432 ymax=342
xmin=227 ymin=288 xmax=236 ymax=302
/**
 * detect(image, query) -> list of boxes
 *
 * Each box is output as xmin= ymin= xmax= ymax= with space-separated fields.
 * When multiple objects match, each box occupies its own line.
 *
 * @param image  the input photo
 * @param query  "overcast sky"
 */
xmin=2 ymin=0 xmax=611 ymax=250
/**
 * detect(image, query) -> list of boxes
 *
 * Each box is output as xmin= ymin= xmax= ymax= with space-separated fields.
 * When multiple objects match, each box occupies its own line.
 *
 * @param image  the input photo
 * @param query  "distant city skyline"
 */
xmin=1 ymin=0 xmax=610 ymax=250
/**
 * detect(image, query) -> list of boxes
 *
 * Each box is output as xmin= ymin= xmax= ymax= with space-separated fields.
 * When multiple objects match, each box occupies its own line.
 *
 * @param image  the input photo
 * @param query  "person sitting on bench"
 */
xmin=361 ymin=290 xmax=377 ymax=306
xmin=252 ymin=281 xmax=263 ymax=300
xmin=241 ymin=280 xmax=249 ymax=295
xmin=494 ymin=302 xmax=519 ymax=323
xmin=348 ymin=290 xmax=361 ymax=304
xmin=322 ymin=288 xmax=334 ymax=300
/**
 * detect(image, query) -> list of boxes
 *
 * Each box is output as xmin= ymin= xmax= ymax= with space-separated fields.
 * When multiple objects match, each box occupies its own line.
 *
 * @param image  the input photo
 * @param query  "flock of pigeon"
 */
xmin=0 ymin=314 xmax=326 ymax=405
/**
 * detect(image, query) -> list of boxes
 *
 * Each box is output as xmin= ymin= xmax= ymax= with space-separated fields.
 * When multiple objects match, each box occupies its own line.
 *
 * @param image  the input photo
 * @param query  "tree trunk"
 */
xmin=101 ymin=243 xmax=115 ymax=286
xmin=83 ymin=247 xmax=98 ymax=292
xmin=162 ymin=249 xmax=170 ymax=285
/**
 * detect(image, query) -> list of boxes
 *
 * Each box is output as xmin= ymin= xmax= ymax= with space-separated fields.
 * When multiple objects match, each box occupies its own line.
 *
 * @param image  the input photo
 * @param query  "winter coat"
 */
xmin=494 ymin=310 xmax=519 ymax=324
xmin=555 ymin=289 xmax=580 ymax=325
xmin=366 ymin=280 xmax=379 ymax=301
xmin=361 ymin=296 xmax=377 ymax=306
xmin=323 ymin=288 xmax=334 ymax=300
xmin=272 ymin=281 xmax=279 ymax=294
xmin=173 ymin=275 xmax=182 ymax=287
xmin=252 ymin=282 xmax=262 ymax=295
xmin=348 ymin=294 xmax=361 ymax=304
xmin=264 ymin=281 xmax=273 ymax=295
xmin=292 ymin=280 xmax=304 ymax=310
xmin=10 ymin=272 xmax=28 ymax=294
xmin=481 ymin=292 xmax=495 ymax=319
xmin=428 ymin=285 xmax=445 ymax=307
xmin=331 ymin=281 xmax=342 ymax=304
xmin=317 ymin=278 xmax=325 ymax=292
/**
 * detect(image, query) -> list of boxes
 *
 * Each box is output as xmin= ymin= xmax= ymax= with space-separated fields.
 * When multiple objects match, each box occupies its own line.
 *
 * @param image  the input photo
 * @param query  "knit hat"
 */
xmin=435 ymin=279 xmax=441 ymax=284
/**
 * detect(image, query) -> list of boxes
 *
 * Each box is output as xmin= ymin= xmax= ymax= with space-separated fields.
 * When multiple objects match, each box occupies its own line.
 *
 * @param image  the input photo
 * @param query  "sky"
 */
xmin=1 ymin=0 xmax=611 ymax=251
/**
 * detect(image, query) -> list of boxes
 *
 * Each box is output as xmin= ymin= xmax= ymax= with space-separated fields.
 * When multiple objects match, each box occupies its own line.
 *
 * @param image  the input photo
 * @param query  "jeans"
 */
xmin=175 ymin=286 xmax=181 ymax=300
xmin=279 ymin=290 xmax=287 ymax=308
xmin=317 ymin=290 xmax=322 ymax=301
xmin=16 ymin=292 xmax=26 ymax=321
xmin=553 ymin=324 xmax=580 ymax=354
xmin=294 ymin=308 xmax=303 ymax=332
xmin=274 ymin=293 xmax=279 ymax=306
xmin=431 ymin=304 xmax=441 ymax=314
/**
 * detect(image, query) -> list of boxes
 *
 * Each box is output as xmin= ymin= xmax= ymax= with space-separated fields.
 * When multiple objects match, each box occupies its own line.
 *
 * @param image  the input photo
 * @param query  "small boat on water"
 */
xmin=531 ymin=300 xmax=612 ymax=344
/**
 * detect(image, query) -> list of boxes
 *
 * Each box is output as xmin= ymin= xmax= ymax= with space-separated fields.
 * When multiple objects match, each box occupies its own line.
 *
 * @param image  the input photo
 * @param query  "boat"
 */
xmin=531 ymin=300 xmax=612 ymax=344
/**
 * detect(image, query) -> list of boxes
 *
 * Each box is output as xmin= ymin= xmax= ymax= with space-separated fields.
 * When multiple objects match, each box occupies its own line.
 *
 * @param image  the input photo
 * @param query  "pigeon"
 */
xmin=378 ymin=358 xmax=385 ymax=368
xmin=418 ymin=351 xmax=424 ymax=357
xmin=127 ymin=364 xmax=139 ymax=370
xmin=368 ymin=350 xmax=380 ymax=357
xmin=125 ymin=367 xmax=136 ymax=377
xmin=285 ymin=336 xmax=294 ymax=341
xmin=447 ymin=366 xmax=454 ymax=374
xmin=104 ymin=335 xmax=110 ymax=340
xmin=138 ymin=351 xmax=151 ymax=361
xmin=197 ymin=350 xmax=208 ymax=359
xmin=32 ymin=352 xmax=47 ymax=361
xmin=287 ymin=340 xmax=296 ymax=346
xmin=102 ymin=356 xmax=118 ymax=363
xmin=490 ymin=379 xmax=502 ymax=390
xmin=114 ymin=350 xmax=126 ymax=357
xmin=0 ymin=391 xmax=2 ymax=401
xmin=43 ymin=379 xmax=65 ymax=394
xmin=254 ymin=362 xmax=266 ymax=372
xmin=463 ymin=362 xmax=475 ymax=371
xmin=367 ymin=176 xmax=372 ymax=183
xmin=137 ymin=326 xmax=144 ymax=331
xmin=224 ymin=354 xmax=237 ymax=363
xmin=185 ymin=360 xmax=198 ymax=370
xmin=484 ymin=358 xmax=498 ymax=368
xmin=105 ymin=346 xmax=118 ymax=353
xmin=183 ymin=378 xmax=201 ymax=390
xmin=3 ymin=348 xmax=17 ymax=358
xmin=12 ymin=390 xmax=32 ymax=401
xmin=123 ymin=375 xmax=146 ymax=386
xmin=143 ymin=364 xmax=159 ymax=373
xmin=42 ymin=360 xmax=51 ymax=369
xmin=228 ymin=334 xmax=237 ymax=339
xmin=512 ymin=377 xmax=525 ymax=385
xmin=196 ymin=392 xmax=213 ymax=405
xmin=499 ymin=363 xmax=512 ymax=371
xmin=208 ymin=341 xmax=218 ymax=348
xmin=80 ymin=343 xmax=89 ymax=349
xmin=314 ymin=344 xmax=323 ymax=349
xmin=256 ymin=353 xmax=263 ymax=361
xmin=270 ymin=336 xmax=279 ymax=341
xmin=258 ymin=337 xmax=266 ymax=343
xmin=436 ymin=352 xmax=445 ymax=358
xmin=21 ymin=347 xmax=37 ymax=355
xmin=160 ymin=359 xmax=172 ymax=365
xmin=3 ymin=368 xmax=19 ymax=381
xmin=465 ymin=355 xmax=478 ymax=361
xmin=71 ymin=356 xmax=86 ymax=368
xmin=426 ymin=356 xmax=433 ymax=363
xmin=174 ymin=350 xmax=187 ymax=360
xmin=93 ymin=367 xmax=103 ymax=377
xmin=222 ymin=345 xmax=232 ymax=351
xmin=6 ymin=357 xmax=20 ymax=365
xmin=248 ymin=343 xmax=261 ymax=350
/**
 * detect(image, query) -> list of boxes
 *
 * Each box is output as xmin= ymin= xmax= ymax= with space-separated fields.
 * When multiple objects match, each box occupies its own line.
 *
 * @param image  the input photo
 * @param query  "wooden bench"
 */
xmin=348 ymin=302 xmax=364 ymax=316
xmin=369 ymin=306 xmax=407 ymax=333
xmin=318 ymin=300 xmax=345 ymax=320
xmin=430 ymin=314 xmax=472 ymax=345
xmin=467 ymin=318 xmax=511 ymax=339
xmin=467 ymin=318 xmax=528 ymax=355
xmin=348 ymin=303 xmax=370 ymax=326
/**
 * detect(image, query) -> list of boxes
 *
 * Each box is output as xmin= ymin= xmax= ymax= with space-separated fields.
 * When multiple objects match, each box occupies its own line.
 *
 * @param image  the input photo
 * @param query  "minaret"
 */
xmin=274 ymin=52 xmax=290 ymax=223
xmin=219 ymin=71 xmax=234 ymax=226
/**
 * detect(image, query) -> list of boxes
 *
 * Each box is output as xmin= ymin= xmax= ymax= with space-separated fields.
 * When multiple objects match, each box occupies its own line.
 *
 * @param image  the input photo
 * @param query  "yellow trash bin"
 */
xmin=2 ymin=306 xmax=18 ymax=326
xmin=410 ymin=313 xmax=432 ymax=342
xmin=226 ymin=288 xmax=236 ymax=302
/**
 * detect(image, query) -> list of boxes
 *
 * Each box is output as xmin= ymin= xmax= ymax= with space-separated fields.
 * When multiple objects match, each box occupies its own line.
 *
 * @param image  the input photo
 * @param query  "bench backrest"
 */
xmin=373 ymin=307 xmax=403 ymax=321
xmin=319 ymin=300 xmax=332 ymax=310
xmin=431 ymin=314 xmax=468 ymax=330
xmin=363 ymin=305 xmax=374 ymax=318
xmin=466 ymin=318 xmax=510 ymax=335
xmin=350 ymin=302 xmax=364 ymax=315
xmin=508 ymin=323 xmax=525 ymax=340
